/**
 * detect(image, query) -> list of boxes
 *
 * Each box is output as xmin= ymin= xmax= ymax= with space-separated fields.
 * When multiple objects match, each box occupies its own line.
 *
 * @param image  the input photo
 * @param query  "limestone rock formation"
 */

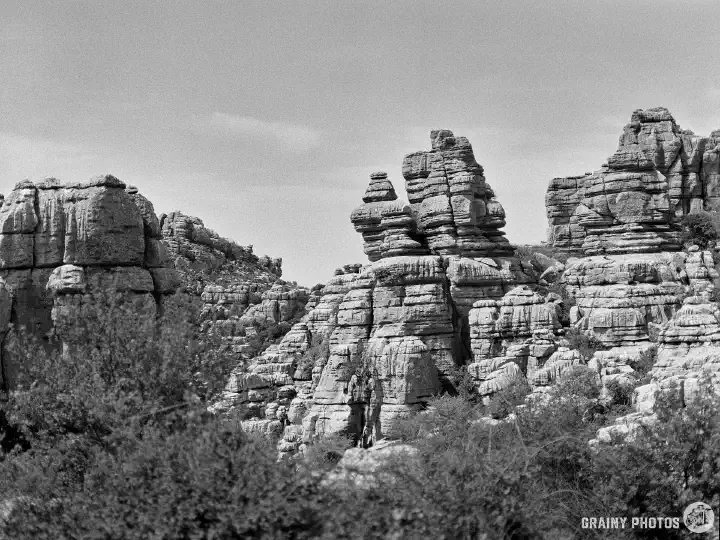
xmin=350 ymin=172 xmax=427 ymax=261
xmin=212 ymin=130 xmax=551 ymax=453
xmin=545 ymin=175 xmax=591 ymax=251
xmin=212 ymin=267 xmax=363 ymax=444
xmin=545 ymin=110 xmax=720 ymax=399
xmin=159 ymin=208 xmax=306 ymax=370
xmin=0 ymin=176 xmax=182 ymax=389
xmin=161 ymin=211 xmax=282 ymax=285
xmin=594 ymin=294 xmax=720 ymax=445
xmin=546 ymin=107 xmax=720 ymax=252
xmin=402 ymin=130 xmax=513 ymax=256
xmin=467 ymin=287 xmax=563 ymax=397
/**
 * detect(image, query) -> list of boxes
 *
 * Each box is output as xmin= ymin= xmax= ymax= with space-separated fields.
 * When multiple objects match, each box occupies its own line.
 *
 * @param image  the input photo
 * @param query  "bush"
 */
xmin=296 ymin=334 xmax=330 ymax=379
xmin=0 ymin=290 xmax=325 ymax=538
xmin=681 ymin=211 xmax=719 ymax=249
xmin=1 ymin=417 xmax=325 ymax=539
xmin=593 ymin=377 xmax=720 ymax=538
xmin=514 ymin=243 xmax=572 ymax=264
xmin=546 ymin=281 xmax=575 ymax=325
xmin=1 ymin=286 xmax=718 ymax=539
xmin=564 ymin=327 xmax=603 ymax=362
xmin=317 ymin=370 xmax=719 ymax=539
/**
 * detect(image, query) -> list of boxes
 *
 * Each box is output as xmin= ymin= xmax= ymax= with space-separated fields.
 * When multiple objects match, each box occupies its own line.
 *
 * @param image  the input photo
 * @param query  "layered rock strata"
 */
xmin=211 ymin=267 xmax=363 ymax=440
xmin=546 ymin=108 xmax=720 ymax=395
xmin=594 ymin=294 xmax=720 ymax=444
xmin=467 ymin=287 xmax=564 ymax=398
xmin=560 ymin=249 xmax=716 ymax=395
xmin=547 ymin=107 xmax=720 ymax=251
xmin=161 ymin=211 xmax=282 ymax=286
xmin=402 ymin=130 xmax=513 ymax=256
xmin=214 ymin=131 xmax=550 ymax=452
xmin=0 ymin=176 xmax=182 ymax=388
xmin=160 ymin=209 xmax=306 ymax=367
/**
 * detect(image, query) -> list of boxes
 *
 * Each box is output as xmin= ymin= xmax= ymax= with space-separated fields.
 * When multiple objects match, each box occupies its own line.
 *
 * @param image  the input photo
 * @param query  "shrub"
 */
xmin=681 ymin=211 xmax=719 ymax=249
xmin=1 ymin=285 xmax=718 ymax=539
xmin=564 ymin=326 xmax=603 ymax=362
xmin=296 ymin=334 xmax=330 ymax=379
xmin=1 ymin=417 xmax=325 ymax=539
xmin=593 ymin=376 xmax=720 ymax=538
xmin=445 ymin=364 xmax=480 ymax=403
xmin=0 ymin=290 xmax=325 ymax=538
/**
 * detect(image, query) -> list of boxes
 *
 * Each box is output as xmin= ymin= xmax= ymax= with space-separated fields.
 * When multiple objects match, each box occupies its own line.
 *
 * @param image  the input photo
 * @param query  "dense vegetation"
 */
xmin=680 ymin=211 xmax=720 ymax=250
xmin=0 ymin=292 xmax=717 ymax=539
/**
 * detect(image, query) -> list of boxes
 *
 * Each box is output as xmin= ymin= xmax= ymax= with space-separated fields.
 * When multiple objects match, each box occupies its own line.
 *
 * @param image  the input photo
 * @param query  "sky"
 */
xmin=2 ymin=0 xmax=720 ymax=286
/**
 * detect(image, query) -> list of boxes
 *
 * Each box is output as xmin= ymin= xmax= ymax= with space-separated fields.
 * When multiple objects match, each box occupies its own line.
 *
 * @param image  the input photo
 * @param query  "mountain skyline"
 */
xmin=2 ymin=0 xmax=720 ymax=285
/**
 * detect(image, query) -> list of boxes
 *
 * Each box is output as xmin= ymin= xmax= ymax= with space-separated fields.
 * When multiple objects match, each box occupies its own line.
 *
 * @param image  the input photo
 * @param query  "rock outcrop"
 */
xmin=467 ymin=287 xmax=563 ymax=398
xmin=159 ymin=209 xmax=309 ymax=369
xmin=0 ymin=176 xmax=182 ymax=388
xmin=402 ymin=130 xmax=513 ymax=256
xmin=594 ymin=293 xmax=720 ymax=444
xmin=545 ymin=175 xmax=592 ymax=251
xmin=214 ymin=130 xmax=560 ymax=453
xmin=545 ymin=109 xmax=720 ymax=396
xmin=161 ymin=210 xmax=282 ymax=288
xmin=546 ymin=107 xmax=720 ymax=252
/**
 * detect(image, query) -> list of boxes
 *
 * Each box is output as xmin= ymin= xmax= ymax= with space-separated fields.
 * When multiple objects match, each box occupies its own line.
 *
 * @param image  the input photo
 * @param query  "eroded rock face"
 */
xmin=593 ymin=294 xmax=720 ymax=445
xmin=402 ymin=130 xmax=513 ymax=256
xmin=545 ymin=175 xmax=591 ymax=251
xmin=467 ymin=287 xmax=563 ymax=397
xmin=546 ymin=107 xmax=720 ymax=252
xmin=0 ymin=176 xmax=182 ymax=389
xmin=563 ymin=250 xmax=717 ymax=348
xmin=212 ymin=130 xmax=546 ymax=454
xmin=211 ymin=268 xmax=362 ymax=444
xmin=350 ymin=172 xmax=427 ymax=261
xmin=159 ymin=208 xmax=307 ymax=372
xmin=545 ymin=110 xmax=720 ymax=405
xmin=161 ymin=211 xmax=282 ymax=281
xmin=578 ymin=169 xmax=681 ymax=255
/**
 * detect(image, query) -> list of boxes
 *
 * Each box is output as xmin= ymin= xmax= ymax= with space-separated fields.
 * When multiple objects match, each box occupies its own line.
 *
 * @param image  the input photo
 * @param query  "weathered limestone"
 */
xmin=402 ymin=130 xmax=513 ymax=256
xmin=0 ymin=176 xmax=182 ymax=389
xmin=160 ymin=206 xmax=302 ymax=374
xmin=545 ymin=109 xmax=720 ymax=416
xmin=578 ymin=168 xmax=682 ymax=255
xmin=467 ymin=287 xmax=563 ymax=397
xmin=594 ymin=294 xmax=720 ymax=445
xmin=161 ymin=211 xmax=282 ymax=280
xmin=563 ymin=251 xmax=717 ymax=347
xmin=545 ymin=175 xmax=591 ymax=251
xmin=350 ymin=172 xmax=427 ymax=261
xmin=308 ymin=257 xmax=451 ymax=444
xmin=278 ymin=131 xmax=540 ymax=447
xmin=546 ymin=107 xmax=720 ymax=252
xmin=211 ymin=269 xmax=361 ymax=423
xmin=647 ymin=296 xmax=720 ymax=406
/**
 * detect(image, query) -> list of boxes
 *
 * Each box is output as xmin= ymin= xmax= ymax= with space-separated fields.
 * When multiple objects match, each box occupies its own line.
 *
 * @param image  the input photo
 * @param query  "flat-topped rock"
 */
xmin=0 ymin=176 xmax=182 ymax=389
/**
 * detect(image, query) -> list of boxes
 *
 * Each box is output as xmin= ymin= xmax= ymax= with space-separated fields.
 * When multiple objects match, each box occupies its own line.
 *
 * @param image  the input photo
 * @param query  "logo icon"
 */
xmin=684 ymin=502 xmax=715 ymax=533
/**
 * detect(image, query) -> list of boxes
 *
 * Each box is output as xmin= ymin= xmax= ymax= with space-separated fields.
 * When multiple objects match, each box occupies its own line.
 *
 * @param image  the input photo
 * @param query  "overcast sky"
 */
xmin=2 ymin=0 xmax=720 ymax=286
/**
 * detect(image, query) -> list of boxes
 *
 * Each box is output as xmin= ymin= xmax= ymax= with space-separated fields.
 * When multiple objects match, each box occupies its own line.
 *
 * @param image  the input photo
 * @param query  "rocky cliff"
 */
xmin=0 ymin=175 xmax=302 ymax=394
xmin=212 ymin=130 xmax=592 ymax=455
xmin=546 ymin=107 xmax=720 ymax=252
xmin=544 ymin=107 xmax=720 ymax=442
xmin=0 ymin=176 xmax=182 ymax=388
xmin=160 ymin=210 xmax=308 ymax=366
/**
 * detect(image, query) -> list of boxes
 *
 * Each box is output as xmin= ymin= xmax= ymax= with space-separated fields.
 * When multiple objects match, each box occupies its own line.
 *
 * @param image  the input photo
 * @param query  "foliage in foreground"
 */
xmin=0 ymin=296 xmax=718 ymax=539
